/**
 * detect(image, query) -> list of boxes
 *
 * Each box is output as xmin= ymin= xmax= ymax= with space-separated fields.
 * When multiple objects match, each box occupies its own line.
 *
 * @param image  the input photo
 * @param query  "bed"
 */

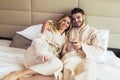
xmin=0 ymin=0 xmax=120 ymax=80
xmin=0 ymin=39 xmax=120 ymax=80
xmin=0 ymin=41 xmax=25 ymax=79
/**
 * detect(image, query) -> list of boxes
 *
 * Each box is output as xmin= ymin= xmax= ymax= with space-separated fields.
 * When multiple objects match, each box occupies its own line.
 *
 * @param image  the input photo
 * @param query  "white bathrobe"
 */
xmin=23 ymin=29 xmax=66 ymax=79
xmin=62 ymin=25 xmax=109 ymax=80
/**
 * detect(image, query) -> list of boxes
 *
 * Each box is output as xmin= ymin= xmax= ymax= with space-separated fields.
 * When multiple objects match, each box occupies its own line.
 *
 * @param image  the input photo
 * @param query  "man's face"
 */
xmin=72 ymin=13 xmax=84 ymax=28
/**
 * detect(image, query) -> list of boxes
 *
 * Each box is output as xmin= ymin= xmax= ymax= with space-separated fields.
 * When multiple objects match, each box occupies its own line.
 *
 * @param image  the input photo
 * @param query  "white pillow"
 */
xmin=17 ymin=24 xmax=43 ymax=40
xmin=98 ymin=29 xmax=109 ymax=50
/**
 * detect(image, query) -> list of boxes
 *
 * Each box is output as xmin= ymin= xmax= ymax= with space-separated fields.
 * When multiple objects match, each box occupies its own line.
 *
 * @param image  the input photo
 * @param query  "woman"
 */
xmin=3 ymin=14 xmax=71 ymax=80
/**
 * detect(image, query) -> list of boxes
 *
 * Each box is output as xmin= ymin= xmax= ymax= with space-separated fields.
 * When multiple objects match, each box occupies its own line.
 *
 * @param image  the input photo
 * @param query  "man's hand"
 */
xmin=72 ymin=42 xmax=82 ymax=50
xmin=70 ymin=38 xmax=82 ymax=50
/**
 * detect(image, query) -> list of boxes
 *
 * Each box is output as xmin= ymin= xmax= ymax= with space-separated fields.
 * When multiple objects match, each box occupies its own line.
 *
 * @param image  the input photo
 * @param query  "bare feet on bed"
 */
xmin=3 ymin=71 xmax=18 ymax=80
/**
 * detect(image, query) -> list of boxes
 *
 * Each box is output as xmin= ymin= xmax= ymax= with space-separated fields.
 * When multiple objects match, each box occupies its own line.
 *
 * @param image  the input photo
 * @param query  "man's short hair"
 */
xmin=71 ymin=8 xmax=85 ymax=15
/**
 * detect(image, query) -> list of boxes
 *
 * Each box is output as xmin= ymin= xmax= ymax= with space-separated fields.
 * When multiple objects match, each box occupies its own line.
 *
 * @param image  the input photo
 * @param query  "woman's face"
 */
xmin=59 ymin=16 xmax=71 ymax=31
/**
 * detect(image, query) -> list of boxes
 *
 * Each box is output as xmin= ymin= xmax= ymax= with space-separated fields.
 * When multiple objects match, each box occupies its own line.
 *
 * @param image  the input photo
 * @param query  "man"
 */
xmin=61 ymin=8 xmax=107 ymax=80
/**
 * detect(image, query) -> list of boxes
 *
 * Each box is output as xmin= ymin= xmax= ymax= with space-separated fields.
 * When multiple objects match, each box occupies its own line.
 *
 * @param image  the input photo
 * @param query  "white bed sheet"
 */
xmin=0 ymin=40 xmax=11 ymax=47
xmin=0 ymin=46 xmax=25 ymax=79
xmin=97 ymin=63 xmax=120 ymax=80
xmin=0 ymin=46 xmax=120 ymax=80
xmin=96 ymin=51 xmax=120 ymax=80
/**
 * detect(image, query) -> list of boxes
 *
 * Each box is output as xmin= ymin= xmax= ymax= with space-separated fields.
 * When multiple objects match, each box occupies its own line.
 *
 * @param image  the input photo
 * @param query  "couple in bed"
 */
xmin=3 ymin=8 xmax=107 ymax=80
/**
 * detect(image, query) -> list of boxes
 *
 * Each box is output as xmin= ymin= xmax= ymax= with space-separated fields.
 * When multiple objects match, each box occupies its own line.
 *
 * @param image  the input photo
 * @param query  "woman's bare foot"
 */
xmin=18 ymin=74 xmax=55 ymax=80
xmin=3 ymin=71 xmax=18 ymax=80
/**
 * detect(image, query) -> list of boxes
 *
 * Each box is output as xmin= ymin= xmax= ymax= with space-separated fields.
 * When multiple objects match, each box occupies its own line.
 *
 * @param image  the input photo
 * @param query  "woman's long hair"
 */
xmin=54 ymin=14 xmax=72 ymax=37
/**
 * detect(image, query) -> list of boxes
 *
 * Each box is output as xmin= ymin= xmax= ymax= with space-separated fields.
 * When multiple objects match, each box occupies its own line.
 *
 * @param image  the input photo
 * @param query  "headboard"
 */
xmin=0 ymin=0 xmax=120 ymax=50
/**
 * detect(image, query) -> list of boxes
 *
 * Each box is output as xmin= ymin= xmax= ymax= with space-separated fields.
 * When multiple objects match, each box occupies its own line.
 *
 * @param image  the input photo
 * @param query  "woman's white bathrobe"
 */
xmin=62 ymin=25 xmax=109 ymax=80
xmin=23 ymin=29 xmax=66 ymax=79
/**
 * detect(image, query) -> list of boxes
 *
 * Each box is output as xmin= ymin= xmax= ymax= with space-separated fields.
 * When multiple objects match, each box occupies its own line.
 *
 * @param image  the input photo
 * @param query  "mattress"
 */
xmin=0 ymin=40 xmax=120 ymax=80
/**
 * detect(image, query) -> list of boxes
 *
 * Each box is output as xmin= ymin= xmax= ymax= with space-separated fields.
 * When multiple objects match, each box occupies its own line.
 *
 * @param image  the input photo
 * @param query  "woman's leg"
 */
xmin=29 ymin=56 xmax=63 ymax=79
xmin=3 ymin=68 xmax=37 ymax=80
xmin=18 ymin=74 xmax=55 ymax=80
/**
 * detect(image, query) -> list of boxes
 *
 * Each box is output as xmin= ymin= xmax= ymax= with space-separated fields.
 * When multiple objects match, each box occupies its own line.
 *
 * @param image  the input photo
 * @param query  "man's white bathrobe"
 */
xmin=62 ymin=25 xmax=109 ymax=80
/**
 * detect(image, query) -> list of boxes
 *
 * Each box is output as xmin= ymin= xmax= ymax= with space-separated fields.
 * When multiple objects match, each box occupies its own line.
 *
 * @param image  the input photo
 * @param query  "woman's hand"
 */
xmin=37 ymin=54 xmax=49 ymax=63
xmin=41 ymin=20 xmax=53 ymax=33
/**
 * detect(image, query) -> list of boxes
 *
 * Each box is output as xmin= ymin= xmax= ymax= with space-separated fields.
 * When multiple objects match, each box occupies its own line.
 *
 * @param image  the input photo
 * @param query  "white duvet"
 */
xmin=0 ymin=46 xmax=25 ymax=79
xmin=0 ymin=46 xmax=120 ymax=80
xmin=96 ymin=51 xmax=120 ymax=80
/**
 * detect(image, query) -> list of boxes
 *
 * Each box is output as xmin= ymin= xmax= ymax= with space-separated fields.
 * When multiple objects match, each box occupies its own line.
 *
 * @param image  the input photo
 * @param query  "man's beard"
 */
xmin=74 ymin=20 xmax=84 ymax=28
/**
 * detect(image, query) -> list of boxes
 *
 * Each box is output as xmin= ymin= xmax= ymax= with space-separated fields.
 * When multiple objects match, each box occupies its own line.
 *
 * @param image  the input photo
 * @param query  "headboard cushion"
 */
xmin=0 ymin=0 xmax=120 ymax=49
xmin=0 ymin=0 xmax=77 ymax=38
xmin=31 ymin=0 xmax=77 ymax=14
